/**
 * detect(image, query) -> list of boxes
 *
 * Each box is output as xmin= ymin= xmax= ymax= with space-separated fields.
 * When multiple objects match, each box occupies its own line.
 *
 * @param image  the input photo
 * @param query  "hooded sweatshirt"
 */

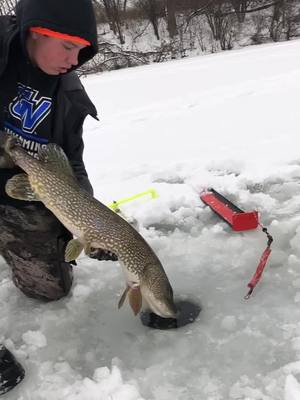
xmin=16 ymin=0 xmax=98 ymax=69
xmin=0 ymin=0 xmax=98 ymax=203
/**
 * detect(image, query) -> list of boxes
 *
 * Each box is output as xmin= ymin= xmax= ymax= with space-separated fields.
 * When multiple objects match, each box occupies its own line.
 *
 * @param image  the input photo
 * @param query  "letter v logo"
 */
xmin=10 ymin=83 xmax=52 ymax=134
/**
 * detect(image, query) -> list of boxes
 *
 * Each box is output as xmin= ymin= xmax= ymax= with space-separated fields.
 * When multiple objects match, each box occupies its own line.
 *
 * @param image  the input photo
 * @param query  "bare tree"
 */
xmin=187 ymin=0 xmax=281 ymax=25
xmin=230 ymin=0 xmax=251 ymax=22
xmin=96 ymin=0 xmax=126 ymax=44
xmin=203 ymin=1 xmax=235 ymax=50
xmin=284 ymin=0 xmax=300 ymax=40
xmin=136 ymin=0 xmax=163 ymax=40
xmin=269 ymin=0 xmax=285 ymax=40
xmin=269 ymin=0 xmax=300 ymax=41
xmin=165 ymin=0 xmax=178 ymax=38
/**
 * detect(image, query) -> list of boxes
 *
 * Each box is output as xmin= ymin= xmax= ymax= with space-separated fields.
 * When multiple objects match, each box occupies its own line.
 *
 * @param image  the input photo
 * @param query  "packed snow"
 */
xmin=2 ymin=39 xmax=300 ymax=399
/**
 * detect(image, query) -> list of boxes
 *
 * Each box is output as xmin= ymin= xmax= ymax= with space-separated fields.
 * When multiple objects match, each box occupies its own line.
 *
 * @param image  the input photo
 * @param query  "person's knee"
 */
xmin=42 ymin=285 xmax=72 ymax=302
xmin=0 ymin=207 xmax=74 ymax=302
xmin=11 ymin=259 xmax=73 ymax=302
xmin=43 ymin=270 xmax=73 ymax=302
xmin=14 ymin=275 xmax=72 ymax=302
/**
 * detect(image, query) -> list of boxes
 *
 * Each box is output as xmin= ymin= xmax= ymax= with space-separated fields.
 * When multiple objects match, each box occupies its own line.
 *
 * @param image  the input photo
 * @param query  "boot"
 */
xmin=0 ymin=346 xmax=25 ymax=395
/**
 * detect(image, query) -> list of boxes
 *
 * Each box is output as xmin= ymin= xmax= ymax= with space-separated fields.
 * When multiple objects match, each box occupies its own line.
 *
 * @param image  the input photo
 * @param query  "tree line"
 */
xmin=91 ymin=0 xmax=300 ymax=43
xmin=86 ymin=0 xmax=300 ymax=73
xmin=1 ymin=0 xmax=300 ymax=73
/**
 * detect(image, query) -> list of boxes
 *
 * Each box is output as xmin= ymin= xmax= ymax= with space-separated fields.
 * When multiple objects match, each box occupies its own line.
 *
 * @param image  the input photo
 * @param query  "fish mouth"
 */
xmin=147 ymin=300 xmax=177 ymax=319
xmin=141 ymin=288 xmax=177 ymax=319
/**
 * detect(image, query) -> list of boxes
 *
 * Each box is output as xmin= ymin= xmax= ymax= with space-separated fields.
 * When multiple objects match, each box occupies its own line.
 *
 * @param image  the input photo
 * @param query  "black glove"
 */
xmin=89 ymin=247 xmax=118 ymax=261
xmin=0 ymin=346 xmax=25 ymax=395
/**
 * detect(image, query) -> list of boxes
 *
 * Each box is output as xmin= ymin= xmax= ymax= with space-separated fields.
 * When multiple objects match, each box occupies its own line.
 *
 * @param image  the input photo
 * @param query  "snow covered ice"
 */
xmin=2 ymin=39 xmax=300 ymax=399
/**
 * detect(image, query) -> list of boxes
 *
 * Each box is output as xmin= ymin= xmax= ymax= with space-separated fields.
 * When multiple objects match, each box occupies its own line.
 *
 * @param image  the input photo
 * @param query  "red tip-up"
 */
xmin=200 ymin=189 xmax=259 ymax=231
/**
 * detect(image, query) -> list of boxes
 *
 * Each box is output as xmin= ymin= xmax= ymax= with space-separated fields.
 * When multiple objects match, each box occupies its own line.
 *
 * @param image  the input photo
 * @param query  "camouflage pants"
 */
xmin=0 ymin=203 xmax=73 ymax=301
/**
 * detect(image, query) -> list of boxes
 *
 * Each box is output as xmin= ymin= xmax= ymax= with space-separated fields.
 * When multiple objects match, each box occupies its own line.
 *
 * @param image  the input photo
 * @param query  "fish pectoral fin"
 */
xmin=118 ymin=286 xmax=130 ymax=310
xmin=5 ymin=173 xmax=40 ymax=201
xmin=128 ymin=287 xmax=142 ymax=316
xmin=118 ymin=286 xmax=142 ymax=316
xmin=65 ymin=239 xmax=84 ymax=262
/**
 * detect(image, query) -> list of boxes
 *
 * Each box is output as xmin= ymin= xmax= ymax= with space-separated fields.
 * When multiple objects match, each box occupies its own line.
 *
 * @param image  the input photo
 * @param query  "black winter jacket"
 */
xmin=0 ymin=10 xmax=98 ymax=201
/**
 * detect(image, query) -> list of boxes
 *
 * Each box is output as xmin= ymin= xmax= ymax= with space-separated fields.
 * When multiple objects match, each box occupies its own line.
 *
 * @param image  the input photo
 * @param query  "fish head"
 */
xmin=140 ymin=266 xmax=177 ymax=319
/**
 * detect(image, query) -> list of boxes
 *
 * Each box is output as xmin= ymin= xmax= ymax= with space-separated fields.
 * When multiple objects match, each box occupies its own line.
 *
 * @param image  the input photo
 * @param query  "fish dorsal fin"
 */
xmin=38 ymin=143 xmax=75 ymax=177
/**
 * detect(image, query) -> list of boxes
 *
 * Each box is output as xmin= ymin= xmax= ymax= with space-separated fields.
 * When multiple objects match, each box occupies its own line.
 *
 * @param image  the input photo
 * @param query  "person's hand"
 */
xmin=0 ymin=148 xmax=15 ymax=168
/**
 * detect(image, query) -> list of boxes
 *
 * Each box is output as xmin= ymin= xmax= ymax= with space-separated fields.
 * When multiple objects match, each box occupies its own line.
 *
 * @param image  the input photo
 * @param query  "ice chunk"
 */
xmin=285 ymin=374 xmax=300 ymax=400
xmin=22 ymin=330 xmax=47 ymax=348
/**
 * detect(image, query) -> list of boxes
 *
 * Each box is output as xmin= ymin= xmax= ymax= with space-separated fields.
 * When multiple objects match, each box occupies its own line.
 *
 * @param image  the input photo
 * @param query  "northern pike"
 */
xmin=1 ymin=133 xmax=177 ymax=318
